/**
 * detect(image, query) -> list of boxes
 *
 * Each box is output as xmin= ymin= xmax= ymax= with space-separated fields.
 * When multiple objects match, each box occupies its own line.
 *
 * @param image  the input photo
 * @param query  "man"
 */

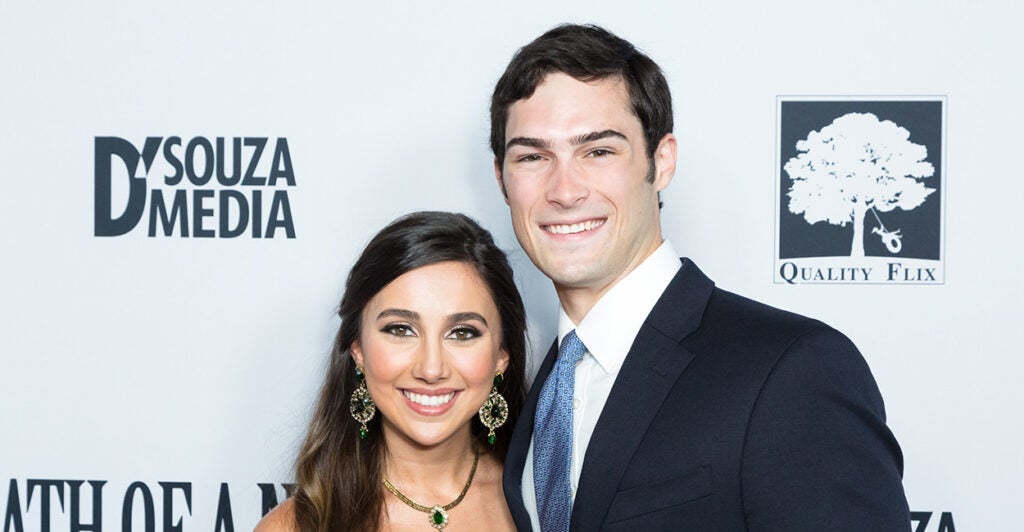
xmin=490 ymin=24 xmax=910 ymax=531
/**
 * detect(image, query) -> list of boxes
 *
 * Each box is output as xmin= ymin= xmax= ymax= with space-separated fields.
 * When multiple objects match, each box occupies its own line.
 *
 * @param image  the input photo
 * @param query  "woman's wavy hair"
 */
xmin=291 ymin=211 xmax=527 ymax=532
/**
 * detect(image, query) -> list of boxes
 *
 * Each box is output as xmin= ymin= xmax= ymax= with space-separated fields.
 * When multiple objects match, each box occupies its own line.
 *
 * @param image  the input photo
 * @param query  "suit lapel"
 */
xmin=571 ymin=259 xmax=715 ymax=531
xmin=504 ymin=339 xmax=559 ymax=531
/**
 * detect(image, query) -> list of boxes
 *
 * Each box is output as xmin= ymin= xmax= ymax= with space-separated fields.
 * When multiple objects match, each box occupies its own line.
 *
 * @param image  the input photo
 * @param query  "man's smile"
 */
xmin=542 ymin=218 xmax=606 ymax=235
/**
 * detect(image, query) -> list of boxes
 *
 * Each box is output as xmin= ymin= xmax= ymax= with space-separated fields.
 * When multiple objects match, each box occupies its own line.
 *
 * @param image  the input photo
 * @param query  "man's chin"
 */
xmin=541 ymin=262 xmax=605 ymax=291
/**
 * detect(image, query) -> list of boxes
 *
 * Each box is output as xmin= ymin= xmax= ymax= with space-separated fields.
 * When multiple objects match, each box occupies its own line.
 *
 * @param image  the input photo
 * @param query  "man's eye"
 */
xmin=383 ymin=324 xmax=415 ymax=337
xmin=448 ymin=327 xmax=480 ymax=341
xmin=588 ymin=148 xmax=611 ymax=158
xmin=516 ymin=154 xmax=543 ymax=163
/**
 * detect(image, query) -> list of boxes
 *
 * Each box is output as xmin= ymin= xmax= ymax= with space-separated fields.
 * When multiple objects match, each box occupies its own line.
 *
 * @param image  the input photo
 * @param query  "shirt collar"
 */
xmin=557 ymin=240 xmax=682 ymax=375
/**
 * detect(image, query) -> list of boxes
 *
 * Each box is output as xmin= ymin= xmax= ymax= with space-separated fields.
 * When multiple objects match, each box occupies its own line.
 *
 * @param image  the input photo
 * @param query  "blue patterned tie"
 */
xmin=533 ymin=330 xmax=587 ymax=532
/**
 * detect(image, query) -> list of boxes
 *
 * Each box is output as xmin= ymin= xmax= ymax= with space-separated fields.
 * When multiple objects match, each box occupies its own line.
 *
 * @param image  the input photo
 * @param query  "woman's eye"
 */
xmin=448 ymin=327 xmax=480 ymax=341
xmin=383 ymin=324 xmax=415 ymax=337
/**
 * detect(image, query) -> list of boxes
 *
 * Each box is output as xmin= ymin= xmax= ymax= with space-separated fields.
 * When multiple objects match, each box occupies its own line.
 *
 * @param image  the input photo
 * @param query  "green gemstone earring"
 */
xmin=350 ymin=365 xmax=376 ymax=439
xmin=478 ymin=371 xmax=509 ymax=445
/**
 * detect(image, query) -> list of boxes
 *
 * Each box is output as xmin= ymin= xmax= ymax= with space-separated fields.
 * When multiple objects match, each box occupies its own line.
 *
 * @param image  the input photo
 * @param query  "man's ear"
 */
xmin=652 ymin=133 xmax=678 ymax=192
xmin=494 ymin=158 xmax=510 ymax=204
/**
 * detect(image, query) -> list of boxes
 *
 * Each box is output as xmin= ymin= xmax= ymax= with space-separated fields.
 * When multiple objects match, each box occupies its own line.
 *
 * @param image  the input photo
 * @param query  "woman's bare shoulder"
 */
xmin=254 ymin=498 xmax=296 ymax=532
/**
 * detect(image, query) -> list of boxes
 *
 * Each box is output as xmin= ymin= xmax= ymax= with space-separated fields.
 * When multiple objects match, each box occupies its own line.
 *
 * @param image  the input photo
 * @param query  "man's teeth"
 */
xmin=545 ymin=219 xmax=604 ymax=235
xmin=404 ymin=391 xmax=455 ymax=407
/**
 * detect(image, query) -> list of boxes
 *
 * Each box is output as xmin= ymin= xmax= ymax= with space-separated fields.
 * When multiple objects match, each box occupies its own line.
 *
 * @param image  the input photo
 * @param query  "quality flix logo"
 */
xmin=94 ymin=136 xmax=297 ymax=238
xmin=774 ymin=97 xmax=946 ymax=284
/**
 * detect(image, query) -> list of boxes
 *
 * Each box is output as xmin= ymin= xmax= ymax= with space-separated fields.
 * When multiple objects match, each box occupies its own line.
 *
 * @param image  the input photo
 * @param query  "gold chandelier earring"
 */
xmin=478 ymin=371 xmax=509 ymax=445
xmin=350 ymin=365 xmax=376 ymax=439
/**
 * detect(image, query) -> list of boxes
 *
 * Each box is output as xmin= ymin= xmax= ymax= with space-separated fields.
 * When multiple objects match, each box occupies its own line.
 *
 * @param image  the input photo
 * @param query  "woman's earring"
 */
xmin=350 ymin=365 xmax=376 ymax=439
xmin=478 ymin=371 xmax=509 ymax=445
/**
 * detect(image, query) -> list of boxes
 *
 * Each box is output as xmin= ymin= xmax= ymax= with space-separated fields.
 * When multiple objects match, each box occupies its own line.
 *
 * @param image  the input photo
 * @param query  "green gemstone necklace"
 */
xmin=382 ymin=452 xmax=480 ymax=530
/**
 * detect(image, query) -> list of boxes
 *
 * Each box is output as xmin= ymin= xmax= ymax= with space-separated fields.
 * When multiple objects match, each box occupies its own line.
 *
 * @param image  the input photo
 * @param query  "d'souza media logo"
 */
xmin=94 ymin=136 xmax=297 ymax=239
xmin=775 ymin=97 xmax=945 ymax=284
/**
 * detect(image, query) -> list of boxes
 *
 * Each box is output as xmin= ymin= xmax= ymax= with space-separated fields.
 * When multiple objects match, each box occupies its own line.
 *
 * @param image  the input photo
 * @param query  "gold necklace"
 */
xmin=382 ymin=452 xmax=480 ymax=530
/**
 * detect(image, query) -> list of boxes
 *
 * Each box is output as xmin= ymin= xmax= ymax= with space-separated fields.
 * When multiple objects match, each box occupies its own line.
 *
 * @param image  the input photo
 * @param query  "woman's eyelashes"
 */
xmin=382 ymin=323 xmax=416 ymax=337
xmin=379 ymin=323 xmax=484 ymax=341
xmin=447 ymin=325 xmax=482 ymax=341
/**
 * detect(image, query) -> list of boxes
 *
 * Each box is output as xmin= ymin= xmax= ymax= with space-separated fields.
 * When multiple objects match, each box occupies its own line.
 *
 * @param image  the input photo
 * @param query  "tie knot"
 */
xmin=558 ymin=330 xmax=587 ymax=365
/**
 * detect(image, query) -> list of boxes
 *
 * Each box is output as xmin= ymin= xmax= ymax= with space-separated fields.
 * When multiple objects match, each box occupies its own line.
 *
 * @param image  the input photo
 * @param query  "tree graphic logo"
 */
xmin=775 ymin=98 xmax=945 ymax=284
xmin=785 ymin=112 xmax=935 ymax=257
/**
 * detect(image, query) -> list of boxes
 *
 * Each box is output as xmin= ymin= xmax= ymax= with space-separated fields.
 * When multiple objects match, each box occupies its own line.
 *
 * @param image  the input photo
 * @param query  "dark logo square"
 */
xmin=775 ymin=97 xmax=946 ymax=284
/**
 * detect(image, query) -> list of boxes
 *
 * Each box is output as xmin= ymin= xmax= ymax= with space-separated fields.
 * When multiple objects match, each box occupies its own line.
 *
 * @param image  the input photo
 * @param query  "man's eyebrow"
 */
xmin=505 ymin=130 xmax=627 ymax=153
xmin=505 ymin=137 xmax=551 ymax=152
xmin=571 ymin=129 xmax=628 ymax=145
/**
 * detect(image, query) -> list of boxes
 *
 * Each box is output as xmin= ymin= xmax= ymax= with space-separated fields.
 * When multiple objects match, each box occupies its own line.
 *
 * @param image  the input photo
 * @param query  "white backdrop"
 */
xmin=2 ymin=1 xmax=1021 ymax=530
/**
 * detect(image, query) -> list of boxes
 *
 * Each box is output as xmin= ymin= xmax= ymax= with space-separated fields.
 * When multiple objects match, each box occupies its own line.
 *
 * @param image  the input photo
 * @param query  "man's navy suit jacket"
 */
xmin=503 ymin=259 xmax=910 ymax=531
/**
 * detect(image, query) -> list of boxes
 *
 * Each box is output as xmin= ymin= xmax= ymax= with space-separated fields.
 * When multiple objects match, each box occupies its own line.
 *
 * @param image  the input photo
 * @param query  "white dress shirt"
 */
xmin=522 ymin=240 xmax=682 ymax=531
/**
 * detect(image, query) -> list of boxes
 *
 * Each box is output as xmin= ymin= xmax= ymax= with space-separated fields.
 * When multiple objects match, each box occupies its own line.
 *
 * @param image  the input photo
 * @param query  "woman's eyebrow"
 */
xmin=376 ymin=308 xmax=419 ymax=321
xmin=448 ymin=312 xmax=488 ymax=326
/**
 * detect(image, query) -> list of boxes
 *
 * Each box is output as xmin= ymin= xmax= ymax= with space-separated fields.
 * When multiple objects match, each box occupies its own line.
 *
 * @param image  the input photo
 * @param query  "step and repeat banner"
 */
xmin=2 ymin=2 xmax=1020 ymax=530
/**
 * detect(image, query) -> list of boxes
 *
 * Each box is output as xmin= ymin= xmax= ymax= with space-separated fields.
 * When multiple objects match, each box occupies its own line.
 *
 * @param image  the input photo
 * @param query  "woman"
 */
xmin=257 ymin=211 xmax=526 ymax=532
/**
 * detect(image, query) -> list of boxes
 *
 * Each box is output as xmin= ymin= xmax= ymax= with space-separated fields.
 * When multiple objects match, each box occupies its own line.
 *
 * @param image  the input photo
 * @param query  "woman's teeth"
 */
xmin=404 ymin=391 xmax=455 ymax=406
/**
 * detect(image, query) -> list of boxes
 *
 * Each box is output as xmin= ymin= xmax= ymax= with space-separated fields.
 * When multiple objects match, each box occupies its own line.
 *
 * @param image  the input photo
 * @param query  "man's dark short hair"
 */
xmin=489 ymin=23 xmax=674 ymax=174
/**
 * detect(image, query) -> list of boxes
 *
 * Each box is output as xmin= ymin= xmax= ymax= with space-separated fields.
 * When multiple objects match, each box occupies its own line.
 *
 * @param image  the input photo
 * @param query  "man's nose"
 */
xmin=546 ymin=159 xmax=589 ymax=208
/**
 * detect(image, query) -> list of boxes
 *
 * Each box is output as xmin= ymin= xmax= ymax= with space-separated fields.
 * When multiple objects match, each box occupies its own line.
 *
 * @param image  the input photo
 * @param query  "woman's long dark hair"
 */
xmin=291 ymin=211 xmax=527 ymax=532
